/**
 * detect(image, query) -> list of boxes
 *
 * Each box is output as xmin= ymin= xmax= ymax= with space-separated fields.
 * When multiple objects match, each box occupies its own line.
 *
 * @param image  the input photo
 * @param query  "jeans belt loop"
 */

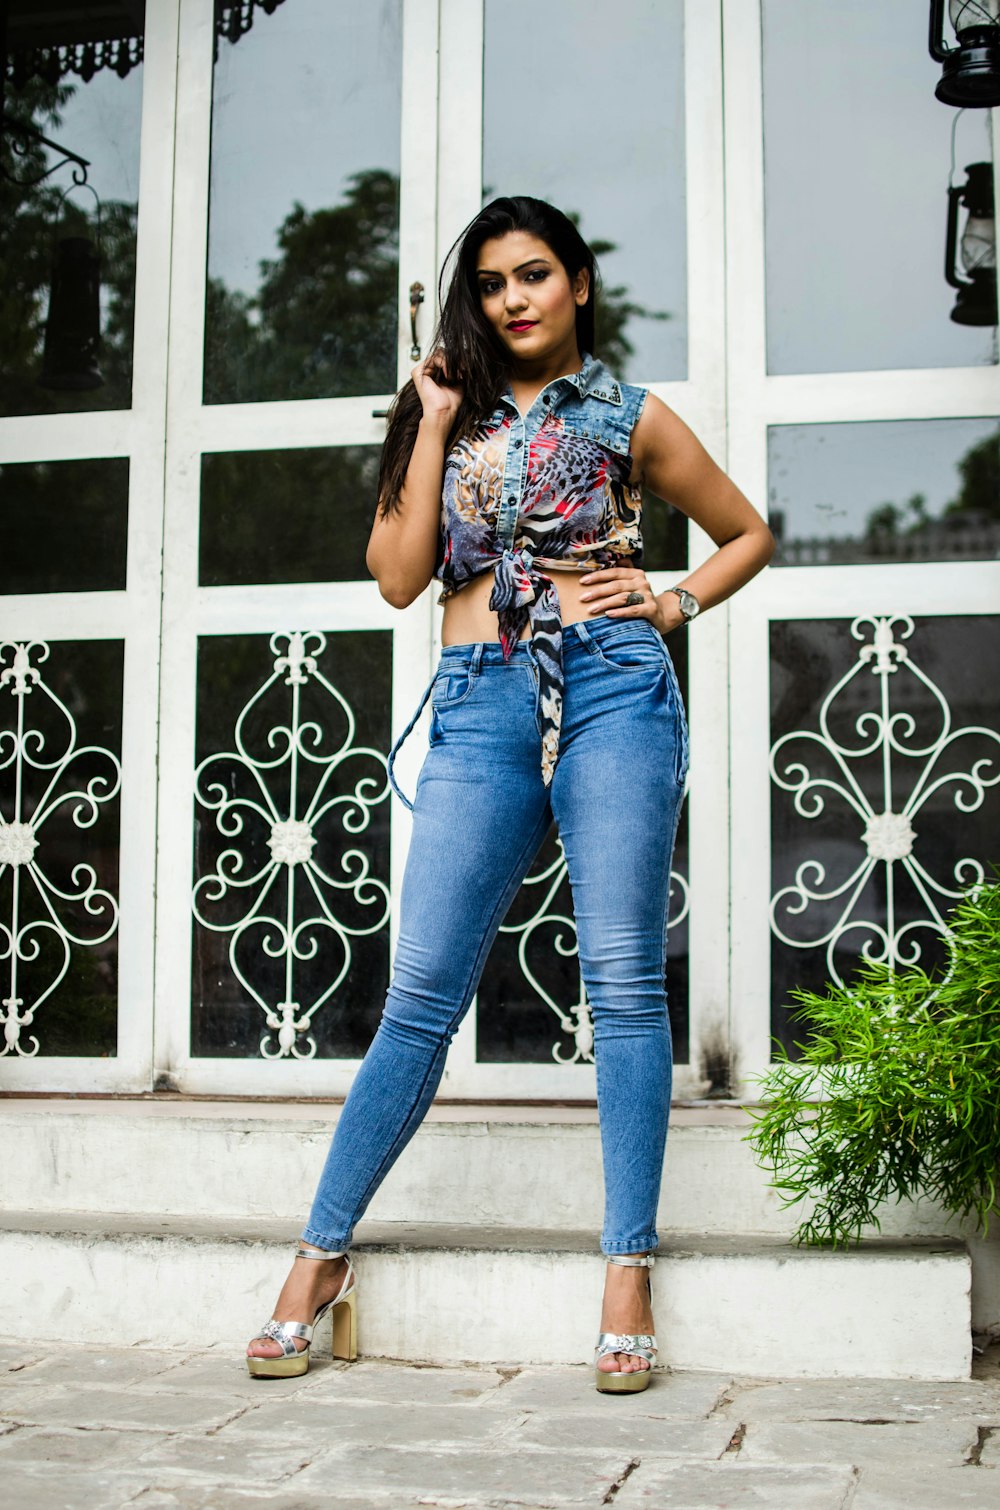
xmin=572 ymin=618 xmax=598 ymax=655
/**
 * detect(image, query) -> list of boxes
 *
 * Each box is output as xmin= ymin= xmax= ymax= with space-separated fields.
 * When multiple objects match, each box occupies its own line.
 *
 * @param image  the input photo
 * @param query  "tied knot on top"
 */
xmin=489 ymin=546 xmax=564 ymax=787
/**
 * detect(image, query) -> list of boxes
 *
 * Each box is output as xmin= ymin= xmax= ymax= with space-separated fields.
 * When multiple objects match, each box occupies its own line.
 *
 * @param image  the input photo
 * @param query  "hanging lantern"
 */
xmin=945 ymin=161 xmax=997 ymax=325
xmin=39 ymin=184 xmax=104 ymax=391
xmin=929 ymin=1 xmax=1000 ymax=106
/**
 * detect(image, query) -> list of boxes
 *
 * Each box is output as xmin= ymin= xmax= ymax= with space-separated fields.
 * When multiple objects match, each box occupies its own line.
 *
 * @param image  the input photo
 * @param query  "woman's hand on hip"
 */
xmin=578 ymin=567 xmax=684 ymax=636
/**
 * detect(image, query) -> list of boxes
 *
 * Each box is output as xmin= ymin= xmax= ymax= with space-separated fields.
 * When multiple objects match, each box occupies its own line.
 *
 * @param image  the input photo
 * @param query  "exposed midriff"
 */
xmin=441 ymin=558 xmax=635 ymax=646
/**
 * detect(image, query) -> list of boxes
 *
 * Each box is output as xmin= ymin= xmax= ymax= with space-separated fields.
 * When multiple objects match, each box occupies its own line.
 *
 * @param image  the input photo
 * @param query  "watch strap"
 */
xmin=668 ymin=585 xmax=700 ymax=621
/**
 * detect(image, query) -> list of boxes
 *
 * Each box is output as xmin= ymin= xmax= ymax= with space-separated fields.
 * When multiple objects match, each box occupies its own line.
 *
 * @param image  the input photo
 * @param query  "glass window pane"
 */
xmin=0 ymin=458 xmax=129 ymax=593
xmin=477 ymin=636 xmax=690 ymax=1067
xmin=204 ymin=0 xmax=403 ymax=405
xmin=199 ymin=446 xmax=379 ymax=586
xmin=192 ymin=630 xmax=392 ymax=1059
xmin=482 ymin=0 xmax=687 ymax=384
xmin=0 ymin=638 xmax=123 ymax=1057
xmin=762 ymin=0 xmax=997 ymax=374
xmin=769 ymin=616 xmax=1000 ymax=1056
xmin=642 ymin=486 xmax=688 ymax=573
xmin=768 ymin=418 xmax=1000 ymax=566
xmin=0 ymin=5 xmax=145 ymax=416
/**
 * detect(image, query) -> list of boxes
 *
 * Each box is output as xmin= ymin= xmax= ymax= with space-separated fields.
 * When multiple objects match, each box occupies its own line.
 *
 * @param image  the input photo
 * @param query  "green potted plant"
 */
xmin=747 ymin=877 xmax=1000 ymax=1248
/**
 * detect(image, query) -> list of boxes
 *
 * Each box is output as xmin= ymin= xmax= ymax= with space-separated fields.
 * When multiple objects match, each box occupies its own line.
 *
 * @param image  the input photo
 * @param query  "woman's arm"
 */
xmin=581 ymin=394 xmax=775 ymax=633
xmin=583 ymin=395 xmax=779 ymax=631
xmin=366 ymin=356 xmax=463 ymax=608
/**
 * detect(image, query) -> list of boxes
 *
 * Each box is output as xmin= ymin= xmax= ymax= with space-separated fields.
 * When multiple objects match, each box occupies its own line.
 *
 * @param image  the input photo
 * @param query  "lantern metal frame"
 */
xmin=944 ymin=160 xmax=998 ymax=324
xmin=929 ymin=0 xmax=1000 ymax=106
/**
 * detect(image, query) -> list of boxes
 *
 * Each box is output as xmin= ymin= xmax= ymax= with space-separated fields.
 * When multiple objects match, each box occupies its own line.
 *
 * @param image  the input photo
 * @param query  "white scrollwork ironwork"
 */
xmin=499 ymin=835 xmax=690 ymax=1065
xmin=192 ymin=632 xmax=390 ymax=1060
xmin=0 ymin=641 xmax=121 ymax=1057
xmin=769 ymin=615 xmax=1000 ymax=984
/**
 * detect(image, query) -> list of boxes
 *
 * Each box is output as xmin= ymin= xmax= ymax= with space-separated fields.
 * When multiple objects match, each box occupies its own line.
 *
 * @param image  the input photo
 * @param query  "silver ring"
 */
xmin=624 ymin=590 xmax=644 ymax=607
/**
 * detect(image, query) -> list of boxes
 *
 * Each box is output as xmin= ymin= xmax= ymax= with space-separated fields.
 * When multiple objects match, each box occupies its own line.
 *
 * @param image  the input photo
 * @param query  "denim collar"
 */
xmin=499 ymin=351 xmax=623 ymax=411
xmin=562 ymin=351 xmax=624 ymax=406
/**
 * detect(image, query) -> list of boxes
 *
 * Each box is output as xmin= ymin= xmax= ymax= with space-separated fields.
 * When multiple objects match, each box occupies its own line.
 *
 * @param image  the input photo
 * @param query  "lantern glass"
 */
xmin=949 ymin=1 xmax=1000 ymax=32
xmin=960 ymin=214 xmax=997 ymax=272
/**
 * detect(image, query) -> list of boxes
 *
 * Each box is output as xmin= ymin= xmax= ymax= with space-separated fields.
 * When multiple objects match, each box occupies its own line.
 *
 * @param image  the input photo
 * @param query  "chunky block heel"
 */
xmin=247 ymin=1244 xmax=357 ymax=1379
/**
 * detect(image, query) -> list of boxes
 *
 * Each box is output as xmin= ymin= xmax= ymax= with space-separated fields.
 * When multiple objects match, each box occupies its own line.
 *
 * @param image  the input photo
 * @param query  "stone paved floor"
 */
xmin=1 ymin=1338 xmax=998 ymax=1509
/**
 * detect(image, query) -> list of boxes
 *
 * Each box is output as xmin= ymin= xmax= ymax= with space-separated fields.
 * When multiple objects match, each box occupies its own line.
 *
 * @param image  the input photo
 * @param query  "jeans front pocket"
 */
xmin=431 ymin=665 xmax=477 ymax=708
xmin=591 ymin=621 xmax=669 ymax=675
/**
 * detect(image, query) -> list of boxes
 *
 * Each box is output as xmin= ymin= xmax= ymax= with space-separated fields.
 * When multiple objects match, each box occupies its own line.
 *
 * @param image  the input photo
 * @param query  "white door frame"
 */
xmin=153 ymin=0 xmax=440 ymax=1095
xmin=0 ymin=0 xmax=179 ymax=1091
xmin=721 ymin=0 xmax=1000 ymax=1093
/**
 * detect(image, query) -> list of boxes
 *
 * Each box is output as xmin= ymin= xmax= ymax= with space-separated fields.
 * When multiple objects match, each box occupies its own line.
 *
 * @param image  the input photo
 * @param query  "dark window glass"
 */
xmin=0 ymin=4 xmax=144 ymax=415
xmin=642 ymin=486 xmax=688 ymax=573
xmin=0 ymin=638 xmax=123 ymax=1056
xmin=199 ymin=446 xmax=379 ymax=586
xmin=192 ymin=629 xmax=392 ymax=1059
xmin=204 ymin=0 xmax=403 ymax=404
xmin=477 ymin=635 xmax=690 ymax=1066
xmin=762 ymin=0 xmax=997 ymax=374
xmin=769 ymin=616 xmax=1000 ymax=1055
xmin=482 ymin=0 xmax=687 ymax=384
xmin=0 ymin=457 xmax=129 ymax=593
xmin=768 ymin=419 xmax=1000 ymax=567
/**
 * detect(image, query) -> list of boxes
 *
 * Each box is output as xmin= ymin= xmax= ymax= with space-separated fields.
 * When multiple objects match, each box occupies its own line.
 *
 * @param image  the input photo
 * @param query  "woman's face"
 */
xmin=475 ymin=230 xmax=589 ymax=360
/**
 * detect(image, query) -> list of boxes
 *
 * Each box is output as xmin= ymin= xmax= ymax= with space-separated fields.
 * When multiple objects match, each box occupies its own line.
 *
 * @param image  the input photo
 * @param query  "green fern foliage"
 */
xmin=746 ymin=878 xmax=1000 ymax=1248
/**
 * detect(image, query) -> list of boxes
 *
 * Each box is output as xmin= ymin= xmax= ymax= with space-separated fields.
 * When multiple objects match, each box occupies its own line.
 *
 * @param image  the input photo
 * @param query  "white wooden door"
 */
xmin=724 ymin=0 xmax=1000 ymax=1093
xmin=153 ymin=0 xmax=440 ymax=1093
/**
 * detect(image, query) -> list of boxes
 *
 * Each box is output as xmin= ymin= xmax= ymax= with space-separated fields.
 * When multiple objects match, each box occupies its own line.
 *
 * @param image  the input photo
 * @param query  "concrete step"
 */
xmin=0 ymin=1099 xmax=946 ymax=1237
xmin=0 ymin=1211 xmax=972 ymax=1381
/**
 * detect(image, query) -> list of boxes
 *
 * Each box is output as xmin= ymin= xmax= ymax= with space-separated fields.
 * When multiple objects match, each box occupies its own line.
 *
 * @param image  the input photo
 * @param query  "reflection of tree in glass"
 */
xmin=205 ymin=174 xmax=673 ymax=402
xmin=863 ymin=431 xmax=1000 ymax=558
xmin=0 ymin=77 xmax=138 ymax=417
xmin=199 ymin=447 xmax=380 ymax=586
xmin=589 ymin=232 xmax=671 ymax=380
xmin=204 ymin=167 xmax=400 ymax=404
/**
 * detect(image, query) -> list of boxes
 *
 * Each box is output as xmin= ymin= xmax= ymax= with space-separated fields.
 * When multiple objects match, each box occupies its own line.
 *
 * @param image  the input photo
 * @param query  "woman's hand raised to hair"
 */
xmin=412 ymin=351 xmax=464 ymax=428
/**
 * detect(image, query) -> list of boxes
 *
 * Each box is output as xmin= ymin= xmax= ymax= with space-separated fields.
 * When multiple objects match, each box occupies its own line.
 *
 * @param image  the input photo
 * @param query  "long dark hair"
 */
xmin=376 ymin=196 xmax=600 ymax=517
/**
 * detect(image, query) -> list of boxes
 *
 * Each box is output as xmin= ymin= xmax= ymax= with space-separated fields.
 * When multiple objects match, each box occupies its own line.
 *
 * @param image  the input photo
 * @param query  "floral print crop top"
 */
xmin=436 ymin=351 xmax=649 ymax=787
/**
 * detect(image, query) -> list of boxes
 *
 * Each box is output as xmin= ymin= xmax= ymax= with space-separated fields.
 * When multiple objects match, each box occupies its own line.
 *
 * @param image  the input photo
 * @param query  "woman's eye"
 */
xmin=526 ymin=269 xmax=547 ymax=282
xmin=480 ymin=280 xmax=502 ymax=296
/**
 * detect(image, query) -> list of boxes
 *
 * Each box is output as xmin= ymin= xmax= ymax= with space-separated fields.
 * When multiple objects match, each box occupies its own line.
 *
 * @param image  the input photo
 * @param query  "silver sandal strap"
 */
xmin=606 ymin=1254 xmax=655 ymax=1267
xmin=255 ymin=1318 xmax=313 ymax=1356
xmin=296 ymin=1244 xmax=348 ymax=1261
xmin=595 ymin=1332 xmax=657 ymax=1364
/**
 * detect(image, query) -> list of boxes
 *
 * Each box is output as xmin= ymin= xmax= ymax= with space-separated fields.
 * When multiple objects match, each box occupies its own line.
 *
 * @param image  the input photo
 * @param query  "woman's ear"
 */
xmin=573 ymin=267 xmax=590 ymax=306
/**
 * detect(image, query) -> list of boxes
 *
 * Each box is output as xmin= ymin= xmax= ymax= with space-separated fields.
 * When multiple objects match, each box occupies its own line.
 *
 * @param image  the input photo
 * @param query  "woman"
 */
xmin=246 ymin=196 xmax=774 ymax=1393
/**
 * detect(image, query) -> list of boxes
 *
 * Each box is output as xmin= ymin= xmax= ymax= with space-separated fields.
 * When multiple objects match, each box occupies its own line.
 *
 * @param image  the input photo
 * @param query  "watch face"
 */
xmin=678 ymin=589 xmax=699 ymax=619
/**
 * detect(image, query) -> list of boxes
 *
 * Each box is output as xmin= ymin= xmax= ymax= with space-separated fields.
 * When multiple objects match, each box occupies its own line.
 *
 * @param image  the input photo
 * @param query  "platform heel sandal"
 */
xmin=594 ymin=1253 xmax=657 ymax=1395
xmin=247 ymin=1244 xmax=357 ymax=1379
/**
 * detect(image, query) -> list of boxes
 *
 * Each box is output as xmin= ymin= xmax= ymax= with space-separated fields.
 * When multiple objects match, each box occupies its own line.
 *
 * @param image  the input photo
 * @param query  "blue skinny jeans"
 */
xmin=302 ymin=614 xmax=689 ymax=1256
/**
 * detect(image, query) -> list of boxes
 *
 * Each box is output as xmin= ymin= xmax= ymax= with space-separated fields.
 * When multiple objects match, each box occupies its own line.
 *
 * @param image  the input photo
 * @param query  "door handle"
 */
xmin=409 ymin=280 xmax=425 ymax=360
